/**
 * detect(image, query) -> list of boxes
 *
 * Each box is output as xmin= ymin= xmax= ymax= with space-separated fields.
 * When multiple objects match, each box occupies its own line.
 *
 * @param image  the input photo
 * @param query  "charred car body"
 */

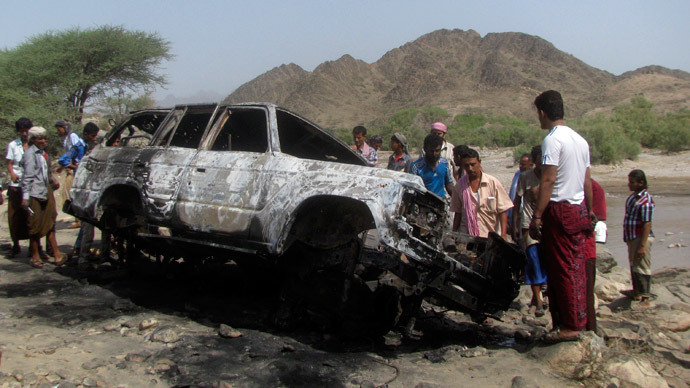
xmin=66 ymin=103 xmax=525 ymax=333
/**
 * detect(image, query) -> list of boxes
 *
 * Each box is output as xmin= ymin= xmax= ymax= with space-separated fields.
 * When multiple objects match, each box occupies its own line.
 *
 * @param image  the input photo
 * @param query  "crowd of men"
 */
xmin=5 ymin=118 xmax=101 ymax=269
xmin=351 ymin=90 xmax=655 ymax=343
xmin=5 ymin=89 xmax=655 ymax=344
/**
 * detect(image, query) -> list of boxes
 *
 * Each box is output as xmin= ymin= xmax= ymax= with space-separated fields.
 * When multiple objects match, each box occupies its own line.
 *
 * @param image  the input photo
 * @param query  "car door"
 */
xmin=139 ymin=104 xmax=217 ymax=223
xmin=175 ymin=105 xmax=271 ymax=243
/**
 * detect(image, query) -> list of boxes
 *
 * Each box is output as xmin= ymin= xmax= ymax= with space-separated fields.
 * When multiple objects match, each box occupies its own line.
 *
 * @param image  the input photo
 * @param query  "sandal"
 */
xmin=620 ymin=289 xmax=641 ymax=301
xmin=535 ymin=306 xmax=545 ymax=317
xmin=54 ymin=253 xmax=68 ymax=267
xmin=542 ymin=330 xmax=581 ymax=344
xmin=29 ymin=258 xmax=45 ymax=269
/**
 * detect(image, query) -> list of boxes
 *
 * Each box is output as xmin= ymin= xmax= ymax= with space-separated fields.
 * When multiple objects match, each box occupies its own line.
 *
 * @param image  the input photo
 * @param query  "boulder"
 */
xmin=139 ymin=318 xmax=159 ymax=331
xmin=218 ymin=324 xmax=243 ymax=338
xmin=655 ymin=309 xmax=690 ymax=332
xmin=595 ymin=244 xmax=617 ymax=273
xmin=671 ymin=303 xmax=690 ymax=314
xmin=125 ymin=351 xmax=152 ymax=363
xmin=652 ymin=267 xmax=689 ymax=284
xmin=149 ymin=326 xmax=182 ymax=343
xmin=511 ymin=376 xmax=539 ymax=388
xmin=607 ymin=359 xmax=669 ymax=388
xmin=595 ymin=279 xmax=627 ymax=302
xmin=604 ymin=266 xmax=632 ymax=284
xmin=529 ymin=332 xmax=604 ymax=378
xmin=81 ymin=358 xmax=108 ymax=370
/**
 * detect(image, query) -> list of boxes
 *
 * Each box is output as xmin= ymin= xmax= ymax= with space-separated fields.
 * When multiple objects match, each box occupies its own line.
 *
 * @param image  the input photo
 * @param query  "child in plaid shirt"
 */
xmin=621 ymin=169 xmax=654 ymax=307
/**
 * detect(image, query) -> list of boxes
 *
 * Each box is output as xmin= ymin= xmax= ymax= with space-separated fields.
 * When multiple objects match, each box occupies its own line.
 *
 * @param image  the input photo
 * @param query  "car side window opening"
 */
xmin=118 ymin=125 xmax=152 ymax=148
xmin=153 ymin=109 xmax=184 ymax=147
xmin=276 ymin=109 xmax=363 ymax=164
xmin=110 ymin=112 xmax=168 ymax=148
xmin=168 ymin=111 xmax=214 ymax=149
xmin=210 ymin=108 xmax=269 ymax=152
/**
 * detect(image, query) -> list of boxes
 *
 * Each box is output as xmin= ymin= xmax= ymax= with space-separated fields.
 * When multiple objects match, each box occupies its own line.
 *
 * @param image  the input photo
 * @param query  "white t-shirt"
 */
xmin=5 ymin=138 xmax=25 ymax=188
xmin=541 ymin=125 xmax=590 ymax=204
xmin=63 ymin=132 xmax=82 ymax=152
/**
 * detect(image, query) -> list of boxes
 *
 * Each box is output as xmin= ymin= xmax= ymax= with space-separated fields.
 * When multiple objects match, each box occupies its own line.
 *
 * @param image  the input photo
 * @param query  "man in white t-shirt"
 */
xmin=529 ymin=90 xmax=595 ymax=344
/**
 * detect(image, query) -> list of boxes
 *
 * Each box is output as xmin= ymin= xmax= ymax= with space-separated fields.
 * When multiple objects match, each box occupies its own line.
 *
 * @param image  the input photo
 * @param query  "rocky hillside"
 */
xmin=224 ymin=29 xmax=690 ymax=128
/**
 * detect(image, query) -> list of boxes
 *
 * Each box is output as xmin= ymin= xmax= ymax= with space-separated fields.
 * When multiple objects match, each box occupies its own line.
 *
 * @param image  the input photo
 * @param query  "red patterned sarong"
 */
xmin=541 ymin=201 xmax=592 ymax=331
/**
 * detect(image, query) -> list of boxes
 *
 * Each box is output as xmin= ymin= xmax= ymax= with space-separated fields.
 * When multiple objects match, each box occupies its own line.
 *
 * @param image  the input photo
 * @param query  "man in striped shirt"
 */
xmin=622 ymin=169 xmax=655 ymax=307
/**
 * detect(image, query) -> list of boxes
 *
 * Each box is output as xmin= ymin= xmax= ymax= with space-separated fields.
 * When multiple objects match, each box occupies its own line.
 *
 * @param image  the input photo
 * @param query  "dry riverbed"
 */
xmin=0 ymin=149 xmax=689 ymax=388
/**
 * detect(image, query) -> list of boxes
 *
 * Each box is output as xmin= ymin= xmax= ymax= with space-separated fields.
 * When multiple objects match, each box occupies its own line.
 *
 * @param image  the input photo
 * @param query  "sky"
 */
xmin=2 ymin=0 xmax=689 ymax=104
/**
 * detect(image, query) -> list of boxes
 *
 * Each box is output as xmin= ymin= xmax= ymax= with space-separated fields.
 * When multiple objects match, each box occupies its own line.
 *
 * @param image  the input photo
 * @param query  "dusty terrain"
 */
xmin=1 ymin=149 xmax=689 ymax=388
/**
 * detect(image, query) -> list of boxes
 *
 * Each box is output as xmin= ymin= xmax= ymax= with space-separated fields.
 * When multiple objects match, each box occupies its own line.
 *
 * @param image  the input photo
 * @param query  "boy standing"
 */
xmin=387 ymin=133 xmax=412 ymax=173
xmin=351 ymin=126 xmax=378 ymax=167
xmin=622 ymin=169 xmax=655 ymax=307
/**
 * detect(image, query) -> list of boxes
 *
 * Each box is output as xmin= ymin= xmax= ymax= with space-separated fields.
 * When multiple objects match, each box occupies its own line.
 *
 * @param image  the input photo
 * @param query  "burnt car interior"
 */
xmin=276 ymin=109 xmax=364 ymax=165
xmin=210 ymin=108 xmax=268 ymax=152
xmin=110 ymin=111 xmax=169 ymax=147
xmin=168 ymin=110 xmax=214 ymax=149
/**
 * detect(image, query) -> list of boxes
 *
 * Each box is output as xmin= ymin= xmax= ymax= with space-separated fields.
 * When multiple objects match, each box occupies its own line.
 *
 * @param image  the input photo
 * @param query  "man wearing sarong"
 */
xmin=21 ymin=127 xmax=67 ymax=268
xmin=529 ymin=90 xmax=595 ymax=343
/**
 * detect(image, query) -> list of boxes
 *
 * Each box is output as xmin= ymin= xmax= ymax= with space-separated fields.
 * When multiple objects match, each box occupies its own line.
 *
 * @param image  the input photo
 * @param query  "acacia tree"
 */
xmin=95 ymin=88 xmax=156 ymax=125
xmin=2 ymin=25 xmax=171 ymax=123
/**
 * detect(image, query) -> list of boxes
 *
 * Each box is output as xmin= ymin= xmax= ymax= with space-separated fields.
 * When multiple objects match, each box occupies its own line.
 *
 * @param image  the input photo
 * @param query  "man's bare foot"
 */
xmin=542 ymin=329 xmax=581 ymax=344
xmin=54 ymin=253 xmax=68 ymax=266
xmin=635 ymin=297 xmax=652 ymax=309
xmin=29 ymin=257 xmax=45 ymax=268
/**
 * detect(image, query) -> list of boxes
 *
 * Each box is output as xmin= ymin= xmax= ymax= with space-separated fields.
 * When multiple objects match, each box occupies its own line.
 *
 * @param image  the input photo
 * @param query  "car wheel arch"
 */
xmin=96 ymin=184 xmax=145 ymax=229
xmin=283 ymin=195 xmax=376 ymax=251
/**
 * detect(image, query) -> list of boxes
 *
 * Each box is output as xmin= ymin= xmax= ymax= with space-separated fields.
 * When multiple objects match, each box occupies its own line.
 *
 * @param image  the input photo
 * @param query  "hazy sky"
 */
xmin=3 ymin=0 xmax=688 ymax=103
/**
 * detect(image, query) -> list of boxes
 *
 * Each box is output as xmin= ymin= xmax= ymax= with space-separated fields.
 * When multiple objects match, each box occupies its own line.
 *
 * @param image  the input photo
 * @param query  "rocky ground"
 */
xmin=1 ymin=149 xmax=689 ymax=388
xmin=1 ymin=242 xmax=689 ymax=388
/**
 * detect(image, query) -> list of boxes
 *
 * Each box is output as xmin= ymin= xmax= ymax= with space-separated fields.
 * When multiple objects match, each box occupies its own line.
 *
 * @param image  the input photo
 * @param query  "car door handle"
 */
xmin=196 ymin=168 xmax=206 ymax=173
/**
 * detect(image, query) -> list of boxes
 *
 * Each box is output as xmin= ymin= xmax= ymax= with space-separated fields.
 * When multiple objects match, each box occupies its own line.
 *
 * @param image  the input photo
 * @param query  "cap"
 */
xmin=392 ymin=132 xmax=409 ymax=153
xmin=430 ymin=122 xmax=447 ymax=133
xmin=55 ymin=120 xmax=68 ymax=127
xmin=28 ymin=126 xmax=47 ymax=139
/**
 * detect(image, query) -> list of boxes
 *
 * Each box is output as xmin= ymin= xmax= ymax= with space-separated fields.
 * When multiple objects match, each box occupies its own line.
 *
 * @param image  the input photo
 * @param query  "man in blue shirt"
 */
xmin=55 ymin=120 xmax=86 ymax=229
xmin=410 ymin=134 xmax=453 ymax=198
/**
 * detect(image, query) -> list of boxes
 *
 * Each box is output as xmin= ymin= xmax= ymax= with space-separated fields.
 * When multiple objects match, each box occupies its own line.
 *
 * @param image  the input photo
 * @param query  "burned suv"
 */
xmin=67 ymin=103 xmax=524 ymax=333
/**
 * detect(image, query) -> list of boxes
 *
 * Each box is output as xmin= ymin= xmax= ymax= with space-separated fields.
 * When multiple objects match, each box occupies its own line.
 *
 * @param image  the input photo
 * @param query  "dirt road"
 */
xmin=0 ymin=237 xmax=576 ymax=387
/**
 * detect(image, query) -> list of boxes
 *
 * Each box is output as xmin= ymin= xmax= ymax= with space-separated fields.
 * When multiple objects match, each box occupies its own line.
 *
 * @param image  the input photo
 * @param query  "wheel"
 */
xmin=274 ymin=239 xmax=403 ymax=337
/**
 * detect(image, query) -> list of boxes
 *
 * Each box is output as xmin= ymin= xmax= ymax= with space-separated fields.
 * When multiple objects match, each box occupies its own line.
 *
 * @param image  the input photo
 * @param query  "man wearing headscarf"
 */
xmin=20 ymin=127 xmax=67 ymax=268
xmin=421 ymin=122 xmax=457 ymax=182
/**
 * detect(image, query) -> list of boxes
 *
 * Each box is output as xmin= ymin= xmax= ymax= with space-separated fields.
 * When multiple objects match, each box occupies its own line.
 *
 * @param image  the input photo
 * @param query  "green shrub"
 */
xmin=453 ymin=113 xmax=487 ymax=129
xmin=512 ymin=144 xmax=533 ymax=163
xmin=332 ymin=99 xmax=685 ymax=165
xmin=612 ymin=95 xmax=657 ymax=147
xmin=575 ymin=114 xmax=640 ymax=164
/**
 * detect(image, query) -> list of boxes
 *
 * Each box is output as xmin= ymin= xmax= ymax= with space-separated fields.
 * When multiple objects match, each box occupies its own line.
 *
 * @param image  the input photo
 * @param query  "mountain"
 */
xmin=224 ymin=29 xmax=690 ymax=128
